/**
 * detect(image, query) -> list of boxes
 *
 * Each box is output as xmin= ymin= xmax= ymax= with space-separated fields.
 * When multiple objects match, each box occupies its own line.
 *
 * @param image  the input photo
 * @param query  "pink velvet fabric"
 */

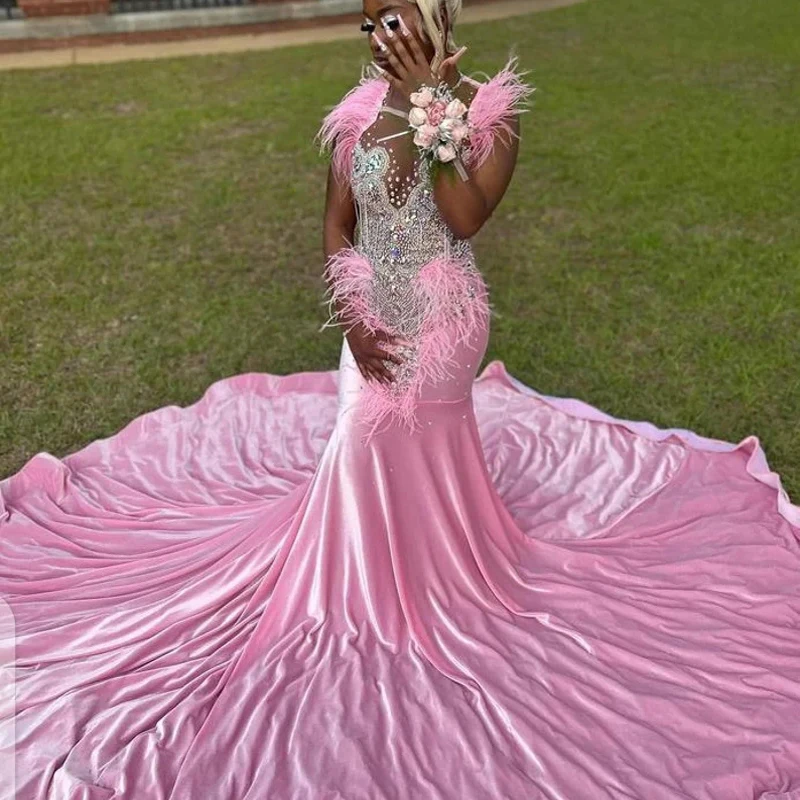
xmin=1 ymin=316 xmax=799 ymax=799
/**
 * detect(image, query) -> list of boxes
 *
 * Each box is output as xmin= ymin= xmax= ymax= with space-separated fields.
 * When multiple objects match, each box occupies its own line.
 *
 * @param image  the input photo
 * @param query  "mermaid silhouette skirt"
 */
xmin=1 ymin=309 xmax=800 ymax=799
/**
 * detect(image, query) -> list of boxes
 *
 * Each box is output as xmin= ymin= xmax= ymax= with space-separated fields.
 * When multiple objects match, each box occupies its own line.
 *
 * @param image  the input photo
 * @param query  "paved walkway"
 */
xmin=0 ymin=0 xmax=583 ymax=71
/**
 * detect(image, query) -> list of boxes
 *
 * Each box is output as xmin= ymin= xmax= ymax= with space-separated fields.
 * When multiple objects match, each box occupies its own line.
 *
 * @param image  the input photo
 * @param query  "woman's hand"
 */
xmin=372 ymin=16 xmax=438 ymax=106
xmin=437 ymin=46 xmax=468 ymax=89
xmin=346 ymin=322 xmax=408 ymax=385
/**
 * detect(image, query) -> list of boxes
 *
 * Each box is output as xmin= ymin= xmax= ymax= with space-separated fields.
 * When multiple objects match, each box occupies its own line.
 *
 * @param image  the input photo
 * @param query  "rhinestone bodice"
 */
xmin=317 ymin=65 xmax=531 ymax=442
xmin=350 ymin=110 xmax=479 ymax=336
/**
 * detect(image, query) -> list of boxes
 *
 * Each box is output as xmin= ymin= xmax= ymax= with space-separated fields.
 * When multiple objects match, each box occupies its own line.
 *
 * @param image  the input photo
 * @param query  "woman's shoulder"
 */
xmin=464 ymin=55 xmax=535 ymax=121
xmin=316 ymin=74 xmax=388 ymax=179
xmin=317 ymin=75 xmax=387 ymax=142
xmin=333 ymin=74 xmax=388 ymax=111
xmin=461 ymin=55 xmax=536 ymax=170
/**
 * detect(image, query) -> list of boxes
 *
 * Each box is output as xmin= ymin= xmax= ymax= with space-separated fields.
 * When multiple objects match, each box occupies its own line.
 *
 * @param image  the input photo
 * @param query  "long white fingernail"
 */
xmin=397 ymin=14 xmax=411 ymax=36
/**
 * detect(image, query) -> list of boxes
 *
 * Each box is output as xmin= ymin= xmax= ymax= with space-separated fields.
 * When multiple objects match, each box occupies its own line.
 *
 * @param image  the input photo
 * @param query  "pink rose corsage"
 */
xmin=407 ymin=82 xmax=472 ymax=180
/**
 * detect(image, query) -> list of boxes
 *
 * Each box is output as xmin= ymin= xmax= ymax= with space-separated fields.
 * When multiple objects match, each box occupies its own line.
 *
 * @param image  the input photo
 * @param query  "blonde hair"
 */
xmin=408 ymin=0 xmax=462 ymax=75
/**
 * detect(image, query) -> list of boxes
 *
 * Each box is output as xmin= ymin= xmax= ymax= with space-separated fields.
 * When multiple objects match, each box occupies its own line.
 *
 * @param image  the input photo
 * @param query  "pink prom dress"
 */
xmin=1 ymin=60 xmax=800 ymax=800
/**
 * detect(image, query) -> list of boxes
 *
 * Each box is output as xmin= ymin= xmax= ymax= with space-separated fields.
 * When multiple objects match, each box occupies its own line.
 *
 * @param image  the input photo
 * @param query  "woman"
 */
xmin=2 ymin=0 xmax=799 ymax=797
xmin=318 ymin=0 xmax=528 ymax=449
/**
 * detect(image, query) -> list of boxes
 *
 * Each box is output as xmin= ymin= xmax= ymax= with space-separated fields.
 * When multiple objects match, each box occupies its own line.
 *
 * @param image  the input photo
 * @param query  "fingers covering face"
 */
xmin=373 ymin=13 xmax=426 ymax=77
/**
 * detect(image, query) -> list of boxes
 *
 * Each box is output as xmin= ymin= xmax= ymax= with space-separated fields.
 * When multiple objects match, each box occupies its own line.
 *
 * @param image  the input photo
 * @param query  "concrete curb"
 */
xmin=0 ymin=0 xmax=359 ymax=40
xmin=0 ymin=0 xmax=584 ymax=70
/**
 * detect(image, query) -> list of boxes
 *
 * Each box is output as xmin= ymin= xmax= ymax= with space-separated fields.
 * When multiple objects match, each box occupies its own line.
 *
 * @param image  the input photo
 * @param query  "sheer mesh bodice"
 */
xmin=316 ymin=68 xmax=529 ymax=442
xmin=357 ymin=104 xmax=424 ymax=209
xmin=349 ymin=86 xmax=482 ymax=340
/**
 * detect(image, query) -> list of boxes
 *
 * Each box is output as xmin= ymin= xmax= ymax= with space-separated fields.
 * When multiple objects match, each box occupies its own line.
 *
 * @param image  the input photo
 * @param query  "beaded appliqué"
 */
xmin=317 ymin=60 xmax=533 ymax=443
xmin=350 ymin=139 xmax=485 ymax=388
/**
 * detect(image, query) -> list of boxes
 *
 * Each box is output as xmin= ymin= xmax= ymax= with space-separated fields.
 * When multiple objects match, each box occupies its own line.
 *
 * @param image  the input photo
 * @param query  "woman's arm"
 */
xmin=321 ymin=159 xmax=404 ymax=384
xmin=432 ymin=114 xmax=520 ymax=240
xmin=374 ymin=28 xmax=525 ymax=241
xmin=322 ymin=161 xmax=357 ymax=326
xmin=323 ymin=162 xmax=356 ymax=261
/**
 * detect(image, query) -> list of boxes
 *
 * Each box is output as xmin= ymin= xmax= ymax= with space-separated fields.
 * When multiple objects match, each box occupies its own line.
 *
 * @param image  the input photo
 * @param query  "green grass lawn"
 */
xmin=1 ymin=0 xmax=798 ymax=499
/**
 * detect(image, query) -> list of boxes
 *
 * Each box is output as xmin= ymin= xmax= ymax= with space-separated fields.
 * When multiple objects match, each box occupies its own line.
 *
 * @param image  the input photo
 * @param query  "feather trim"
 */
xmin=318 ymin=247 xmax=384 ymax=337
xmin=464 ymin=55 xmax=536 ymax=172
xmin=357 ymin=257 xmax=492 ymax=447
xmin=315 ymin=77 xmax=390 ymax=182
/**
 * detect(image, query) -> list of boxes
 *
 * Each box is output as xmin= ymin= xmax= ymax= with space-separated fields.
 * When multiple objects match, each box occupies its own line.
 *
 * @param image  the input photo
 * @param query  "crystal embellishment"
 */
xmin=350 ymin=140 xmax=482 ymax=337
xmin=323 ymin=102 xmax=493 ymax=443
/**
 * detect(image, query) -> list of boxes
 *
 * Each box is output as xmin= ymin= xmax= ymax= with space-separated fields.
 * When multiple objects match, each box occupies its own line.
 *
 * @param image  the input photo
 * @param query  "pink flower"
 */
xmin=409 ymin=87 xmax=434 ymax=108
xmin=444 ymin=98 xmax=467 ymax=119
xmin=437 ymin=143 xmax=457 ymax=162
xmin=426 ymin=100 xmax=447 ymax=126
xmin=413 ymin=124 xmax=438 ymax=148
xmin=438 ymin=118 xmax=470 ymax=144
xmin=408 ymin=107 xmax=428 ymax=127
xmin=448 ymin=120 xmax=470 ymax=144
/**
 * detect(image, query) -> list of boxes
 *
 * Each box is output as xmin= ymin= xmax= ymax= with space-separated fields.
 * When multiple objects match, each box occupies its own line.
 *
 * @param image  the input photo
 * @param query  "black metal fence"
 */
xmin=1 ymin=0 xmax=19 ymax=20
xmin=111 ymin=0 xmax=253 ymax=11
xmin=0 ymin=0 xmax=255 ymax=21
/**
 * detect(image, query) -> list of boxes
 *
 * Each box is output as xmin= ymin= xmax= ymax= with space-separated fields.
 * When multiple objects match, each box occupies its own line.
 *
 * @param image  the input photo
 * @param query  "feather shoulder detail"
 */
xmin=315 ymin=77 xmax=390 ymax=182
xmin=464 ymin=55 xmax=536 ymax=171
